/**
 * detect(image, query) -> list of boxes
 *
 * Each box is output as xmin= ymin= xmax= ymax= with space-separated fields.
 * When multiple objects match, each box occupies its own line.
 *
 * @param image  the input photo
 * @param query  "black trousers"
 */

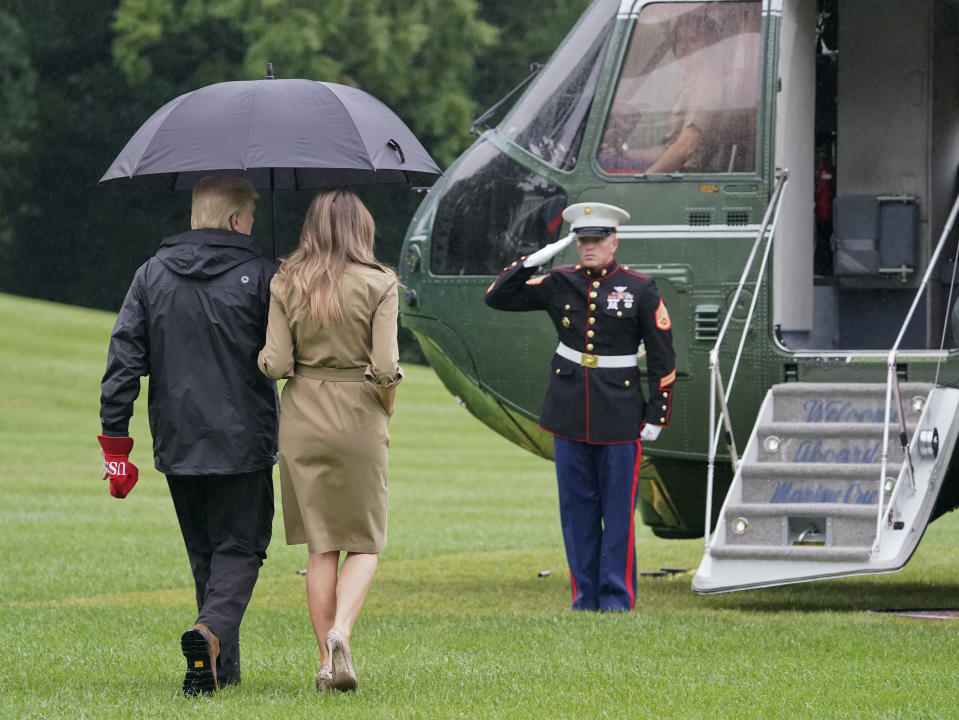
xmin=166 ymin=469 xmax=274 ymax=683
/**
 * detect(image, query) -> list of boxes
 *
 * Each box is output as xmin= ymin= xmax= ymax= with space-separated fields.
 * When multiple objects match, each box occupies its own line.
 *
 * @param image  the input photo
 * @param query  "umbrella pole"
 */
xmin=268 ymin=63 xmax=277 ymax=264
xmin=270 ymin=168 xmax=276 ymax=264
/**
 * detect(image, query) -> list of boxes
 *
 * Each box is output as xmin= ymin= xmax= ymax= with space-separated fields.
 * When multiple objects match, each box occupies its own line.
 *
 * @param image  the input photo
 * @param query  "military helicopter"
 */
xmin=399 ymin=0 xmax=959 ymax=591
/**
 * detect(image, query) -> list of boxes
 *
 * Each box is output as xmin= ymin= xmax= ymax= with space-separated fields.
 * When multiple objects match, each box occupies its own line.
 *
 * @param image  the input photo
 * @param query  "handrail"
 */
xmin=704 ymin=170 xmax=789 ymax=546
xmin=876 ymin=189 xmax=959 ymax=549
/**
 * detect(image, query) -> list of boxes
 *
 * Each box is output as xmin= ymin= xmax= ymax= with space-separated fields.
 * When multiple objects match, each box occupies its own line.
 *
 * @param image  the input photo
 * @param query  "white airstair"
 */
xmin=692 ymin=382 xmax=959 ymax=593
xmin=691 ymin=175 xmax=959 ymax=593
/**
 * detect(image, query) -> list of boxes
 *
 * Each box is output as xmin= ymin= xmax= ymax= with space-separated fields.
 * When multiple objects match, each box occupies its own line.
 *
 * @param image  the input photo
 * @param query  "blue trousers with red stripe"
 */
xmin=553 ymin=437 xmax=641 ymax=611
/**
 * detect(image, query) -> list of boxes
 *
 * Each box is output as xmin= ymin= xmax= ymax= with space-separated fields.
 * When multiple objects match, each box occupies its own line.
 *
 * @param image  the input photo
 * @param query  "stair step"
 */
xmin=753 ymin=422 xmax=911 ymax=464
xmin=757 ymin=421 xmax=918 ymax=437
xmin=724 ymin=502 xmax=877 ymax=548
xmin=771 ymin=382 xmax=932 ymax=424
xmin=741 ymin=463 xmax=894 ymax=504
xmin=741 ymin=463 xmax=897 ymax=478
xmin=726 ymin=502 xmax=878 ymax=518
xmin=709 ymin=545 xmax=873 ymax=562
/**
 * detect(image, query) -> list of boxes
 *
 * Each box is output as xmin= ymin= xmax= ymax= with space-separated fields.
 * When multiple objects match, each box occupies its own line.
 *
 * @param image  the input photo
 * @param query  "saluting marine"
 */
xmin=485 ymin=201 xmax=676 ymax=611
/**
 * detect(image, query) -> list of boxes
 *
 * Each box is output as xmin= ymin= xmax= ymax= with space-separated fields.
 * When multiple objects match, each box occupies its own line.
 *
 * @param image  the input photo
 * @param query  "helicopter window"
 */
xmin=498 ymin=0 xmax=618 ymax=171
xmin=598 ymin=1 xmax=762 ymax=175
xmin=430 ymin=140 xmax=567 ymax=276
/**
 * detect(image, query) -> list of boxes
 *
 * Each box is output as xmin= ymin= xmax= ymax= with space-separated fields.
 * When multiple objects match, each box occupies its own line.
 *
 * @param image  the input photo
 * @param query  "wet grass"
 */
xmin=1 ymin=292 xmax=958 ymax=719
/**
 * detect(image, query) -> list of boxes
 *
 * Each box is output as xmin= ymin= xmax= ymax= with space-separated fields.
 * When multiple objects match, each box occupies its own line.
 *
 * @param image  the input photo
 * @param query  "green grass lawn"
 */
xmin=1 ymin=291 xmax=958 ymax=719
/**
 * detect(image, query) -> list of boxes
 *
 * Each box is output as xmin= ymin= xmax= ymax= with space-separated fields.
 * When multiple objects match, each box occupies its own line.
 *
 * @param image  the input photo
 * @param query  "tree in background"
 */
xmin=473 ymin=0 xmax=590 ymax=112
xmin=111 ymin=0 xmax=497 ymax=168
xmin=0 ymin=10 xmax=38 ymax=249
xmin=0 ymin=0 xmax=188 ymax=310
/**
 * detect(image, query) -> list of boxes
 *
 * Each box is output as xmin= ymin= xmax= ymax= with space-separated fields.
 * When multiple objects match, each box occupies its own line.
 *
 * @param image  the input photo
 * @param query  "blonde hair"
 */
xmin=190 ymin=175 xmax=259 ymax=230
xmin=275 ymin=189 xmax=393 ymax=326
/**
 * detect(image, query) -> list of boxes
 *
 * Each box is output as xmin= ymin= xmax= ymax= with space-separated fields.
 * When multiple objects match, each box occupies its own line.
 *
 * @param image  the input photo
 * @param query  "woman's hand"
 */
xmin=377 ymin=386 xmax=397 ymax=416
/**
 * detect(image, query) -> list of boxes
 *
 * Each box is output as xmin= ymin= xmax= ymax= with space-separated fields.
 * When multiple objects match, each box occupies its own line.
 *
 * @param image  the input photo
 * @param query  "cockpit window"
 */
xmin=498 ymin=0 xmax=619 ymax=171
xmin=598 ymin=1 xmax=762 ymax=175
xmin=430 ymin=140 xmax=567 ymax=276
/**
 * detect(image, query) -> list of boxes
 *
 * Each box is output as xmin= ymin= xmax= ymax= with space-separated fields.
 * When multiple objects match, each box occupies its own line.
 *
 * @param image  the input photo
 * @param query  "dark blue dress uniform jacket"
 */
xmin=485 ymin=258 xmax=676 ymax=444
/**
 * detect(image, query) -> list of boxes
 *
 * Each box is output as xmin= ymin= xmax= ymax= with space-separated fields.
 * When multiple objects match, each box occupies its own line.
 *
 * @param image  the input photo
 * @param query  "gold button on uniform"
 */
xmin=624 ymin=380 xmax=630 ymax=387
xmin=564 ymin=304 xmax=570 ymax=310
xmin=587 ymin=330 xmax=595 ymax=337
xmin=589 ymin=303 xmax=596 ymax=310
xmin=589 ymin=291 xmax=597 ymax=298
xmin=601 ymin=269 xmax=607 ymax=276
xmin=660 ymin=417 xmax=666 ymax=423
xmin=586 ymin=343 xmax=594 ymax=351
xmin=556 ymin=368 xmax=561 ymax=374
xmin=592 ymin=281 xmax=600 ymax=288
xmin=662 ymin=392 xmax=668 ymax=398
xmin=661 ymin=405 xmax=667 ymax=410
xmin=616 ymin=311 xmax=622 ymax=317
xmin=588 ymin=317 xmax=596 ymax=325
xmin=562 ymin=317 xmax=571 ymax=328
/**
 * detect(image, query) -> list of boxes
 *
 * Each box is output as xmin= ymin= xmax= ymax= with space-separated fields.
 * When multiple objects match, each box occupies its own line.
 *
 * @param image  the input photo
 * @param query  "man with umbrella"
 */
xmin=98 ymin=175 xmax=278 ymax=695
xmin=97 ymin=74 xmax=440 ymax=694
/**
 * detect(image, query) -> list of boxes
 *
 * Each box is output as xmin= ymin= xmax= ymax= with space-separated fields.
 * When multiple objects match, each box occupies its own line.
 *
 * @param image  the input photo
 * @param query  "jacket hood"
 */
xmin=156 ymin=228 xmax=265 ymax=278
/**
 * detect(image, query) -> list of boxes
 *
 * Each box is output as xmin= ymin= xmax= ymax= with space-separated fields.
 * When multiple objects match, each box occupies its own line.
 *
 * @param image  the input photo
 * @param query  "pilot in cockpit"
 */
xmin=599 ymin=11 xmax=724 ymax=174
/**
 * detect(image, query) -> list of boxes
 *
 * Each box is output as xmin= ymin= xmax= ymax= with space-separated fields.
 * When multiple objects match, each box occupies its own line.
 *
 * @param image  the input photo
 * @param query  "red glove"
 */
xmin=98 ymin=435 xmax=139 ymax=499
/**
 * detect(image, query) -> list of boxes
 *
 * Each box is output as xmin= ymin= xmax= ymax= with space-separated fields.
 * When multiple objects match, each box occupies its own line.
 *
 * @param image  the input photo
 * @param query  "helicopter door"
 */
xmin=780 ymin=0 xmax=959 ymax=351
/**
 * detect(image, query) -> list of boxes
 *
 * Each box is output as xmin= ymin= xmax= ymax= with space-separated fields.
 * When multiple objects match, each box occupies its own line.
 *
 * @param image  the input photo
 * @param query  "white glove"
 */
xmin=522 ymin=232 xmax=575 ymax=268
xmin=640 ymin=424 xmax=662 ymax=442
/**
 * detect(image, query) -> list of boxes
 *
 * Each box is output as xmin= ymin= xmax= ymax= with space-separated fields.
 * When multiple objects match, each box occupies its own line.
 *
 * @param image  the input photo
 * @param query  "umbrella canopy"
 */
xmin=100 ymin=79 xmax=442 ymax=189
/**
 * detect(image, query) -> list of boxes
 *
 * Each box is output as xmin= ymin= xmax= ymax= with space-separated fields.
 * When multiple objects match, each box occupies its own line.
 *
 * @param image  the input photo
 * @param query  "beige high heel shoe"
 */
xmin=324 ymin=627 xmax=357 ymax=691
xmin=315 ymin=663 xmax=334 ymax=691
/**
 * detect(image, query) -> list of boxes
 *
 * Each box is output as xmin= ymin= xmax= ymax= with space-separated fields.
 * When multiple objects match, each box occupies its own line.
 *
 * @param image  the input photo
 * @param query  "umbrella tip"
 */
xmin=265 ymin=62 xmax=274 ymax=79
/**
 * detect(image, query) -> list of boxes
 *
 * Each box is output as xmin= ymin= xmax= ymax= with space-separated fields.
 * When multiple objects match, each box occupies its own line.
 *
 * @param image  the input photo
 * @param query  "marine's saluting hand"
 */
xmin=522 ymin=232 xmax=575 ymax=268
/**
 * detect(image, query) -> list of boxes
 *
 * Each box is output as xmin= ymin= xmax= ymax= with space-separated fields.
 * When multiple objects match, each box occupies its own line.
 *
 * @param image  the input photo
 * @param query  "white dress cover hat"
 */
xmin=562 ymin=202 xmax=630 ymax=237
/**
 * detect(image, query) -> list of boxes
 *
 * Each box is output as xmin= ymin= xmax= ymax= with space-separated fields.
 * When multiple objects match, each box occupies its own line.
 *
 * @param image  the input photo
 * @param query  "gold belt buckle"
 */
xmin=581 ymin=353 xmax=598 ymax=368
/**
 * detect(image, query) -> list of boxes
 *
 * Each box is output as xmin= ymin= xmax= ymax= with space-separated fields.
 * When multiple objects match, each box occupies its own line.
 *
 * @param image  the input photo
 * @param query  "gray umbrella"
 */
xmin=100 ymin=74 xmax=441 ymax=257
xmin=100 ymin=77 xmax=441 ymax=189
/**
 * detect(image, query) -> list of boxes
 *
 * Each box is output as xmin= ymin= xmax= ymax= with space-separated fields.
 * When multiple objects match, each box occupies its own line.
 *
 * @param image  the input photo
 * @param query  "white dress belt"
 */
xmin=555 ymin=342 xmax=638 ymax=369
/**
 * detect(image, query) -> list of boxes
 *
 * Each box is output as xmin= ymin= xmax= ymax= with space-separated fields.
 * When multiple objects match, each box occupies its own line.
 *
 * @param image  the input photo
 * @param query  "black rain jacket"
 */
xmin=100 ymin=228 xmax=279 ymax=475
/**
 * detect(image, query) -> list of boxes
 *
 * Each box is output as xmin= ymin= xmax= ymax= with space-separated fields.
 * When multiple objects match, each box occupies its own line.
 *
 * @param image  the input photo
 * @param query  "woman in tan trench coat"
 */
xmin=258 ymin=189 xmax=402 ymax=692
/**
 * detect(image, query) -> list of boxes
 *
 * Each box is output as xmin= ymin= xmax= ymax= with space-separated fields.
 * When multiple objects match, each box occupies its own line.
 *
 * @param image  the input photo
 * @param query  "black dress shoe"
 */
xmin=181 ymin=623 xmax=220 ymax=697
